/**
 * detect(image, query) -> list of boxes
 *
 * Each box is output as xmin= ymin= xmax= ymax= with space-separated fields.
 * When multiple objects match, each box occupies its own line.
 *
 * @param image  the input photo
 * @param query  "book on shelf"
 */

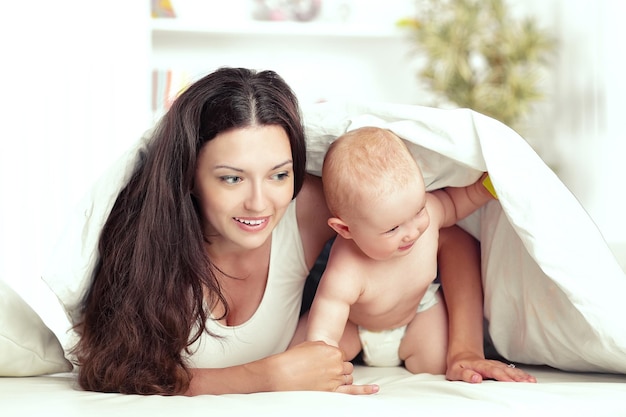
xmin=152 ymin=69 xmax=194 ymax=120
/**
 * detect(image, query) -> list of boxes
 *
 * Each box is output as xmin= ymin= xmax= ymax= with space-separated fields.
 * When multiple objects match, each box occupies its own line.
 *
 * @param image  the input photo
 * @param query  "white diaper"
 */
xmin=358 ymin=283 xmax=440 ymax=367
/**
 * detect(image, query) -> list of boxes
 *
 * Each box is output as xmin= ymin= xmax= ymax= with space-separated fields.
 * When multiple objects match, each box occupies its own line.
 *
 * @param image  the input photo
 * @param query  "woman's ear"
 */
xmin=328 ymin=217 xmax=352 ymax=240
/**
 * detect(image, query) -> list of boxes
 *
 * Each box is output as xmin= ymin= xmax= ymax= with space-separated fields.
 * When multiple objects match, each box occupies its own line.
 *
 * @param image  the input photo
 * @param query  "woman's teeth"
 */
xmin=236 ymin=218 xmax=265 ymax=226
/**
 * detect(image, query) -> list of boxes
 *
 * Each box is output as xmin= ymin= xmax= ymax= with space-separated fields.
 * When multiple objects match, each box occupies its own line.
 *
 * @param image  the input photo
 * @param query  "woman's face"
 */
xmin=193 ymin=125 xmax=295 ymax=252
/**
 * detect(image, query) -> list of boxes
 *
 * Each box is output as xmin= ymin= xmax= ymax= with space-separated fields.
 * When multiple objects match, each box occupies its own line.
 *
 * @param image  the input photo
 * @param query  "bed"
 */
xmin=3 ymin=365 xmax=626 ymax=416
xmin=2 ymin=101 xmax=626 ymax=416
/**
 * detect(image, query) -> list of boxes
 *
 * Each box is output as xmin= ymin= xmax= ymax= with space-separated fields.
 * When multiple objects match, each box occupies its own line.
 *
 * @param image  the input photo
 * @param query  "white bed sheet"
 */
xmin=3 ymin=365 xmax=626 ymax=417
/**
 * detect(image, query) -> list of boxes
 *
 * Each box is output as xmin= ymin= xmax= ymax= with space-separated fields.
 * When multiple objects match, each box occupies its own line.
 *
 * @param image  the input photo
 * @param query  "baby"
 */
xmin=306 ymin=126 xmax=496 ymax=374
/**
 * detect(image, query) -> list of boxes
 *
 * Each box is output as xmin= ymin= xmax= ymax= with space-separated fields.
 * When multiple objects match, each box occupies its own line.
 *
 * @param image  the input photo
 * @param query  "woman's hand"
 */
xmin=273 ymin=341 xmax=378 ymax=394
xmin=186 ymin=341 xmax=378 ymax=396
xmin=446 ymin=353 xmax=537 ymax=383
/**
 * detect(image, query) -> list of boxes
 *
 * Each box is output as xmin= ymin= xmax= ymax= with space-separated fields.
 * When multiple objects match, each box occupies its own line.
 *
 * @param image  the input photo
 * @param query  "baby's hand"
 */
xmin=446 ymin=356 xmax=537 ymax=383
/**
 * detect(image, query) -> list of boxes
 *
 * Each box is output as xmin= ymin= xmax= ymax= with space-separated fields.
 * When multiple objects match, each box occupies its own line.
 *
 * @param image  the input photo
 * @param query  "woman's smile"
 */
xmin=234 ymin=216 xmax=270 ymax=231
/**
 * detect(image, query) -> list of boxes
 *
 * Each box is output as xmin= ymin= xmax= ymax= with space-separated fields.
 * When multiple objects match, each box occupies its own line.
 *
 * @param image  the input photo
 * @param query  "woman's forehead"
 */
xmin=199 ymin=125 xmax=292 ymax=167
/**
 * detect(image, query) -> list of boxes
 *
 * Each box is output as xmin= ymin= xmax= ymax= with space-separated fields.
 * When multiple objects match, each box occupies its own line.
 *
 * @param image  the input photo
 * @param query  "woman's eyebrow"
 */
xmin=213 ymin=165 xmax=243 ymax=172
xmin=273 ymin=160 xmax=293 ymax=170
xmin=213 ymin=160 xmax=293 ymax=172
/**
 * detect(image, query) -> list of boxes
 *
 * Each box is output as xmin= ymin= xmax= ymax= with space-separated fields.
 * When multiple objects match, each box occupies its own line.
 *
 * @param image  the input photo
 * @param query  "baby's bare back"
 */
xmin=348 ymin=232 xmax=439 ymax=331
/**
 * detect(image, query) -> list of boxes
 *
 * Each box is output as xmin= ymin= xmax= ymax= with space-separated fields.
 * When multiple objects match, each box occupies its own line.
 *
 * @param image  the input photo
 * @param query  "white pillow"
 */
xmin=0 ymin=279 xmax=72 ymax=376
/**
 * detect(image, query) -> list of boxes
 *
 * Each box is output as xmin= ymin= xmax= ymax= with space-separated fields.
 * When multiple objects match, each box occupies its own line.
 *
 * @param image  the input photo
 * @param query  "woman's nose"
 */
xmin=244 ymin=182 xmax=267 ymax=212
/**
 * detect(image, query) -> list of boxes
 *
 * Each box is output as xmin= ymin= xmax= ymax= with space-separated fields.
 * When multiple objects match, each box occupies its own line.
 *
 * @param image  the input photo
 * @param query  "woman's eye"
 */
xmin=271 ymin=171 xmax=290 ymax=181
xmin=220 ymin=175 xmax=242 ymax=184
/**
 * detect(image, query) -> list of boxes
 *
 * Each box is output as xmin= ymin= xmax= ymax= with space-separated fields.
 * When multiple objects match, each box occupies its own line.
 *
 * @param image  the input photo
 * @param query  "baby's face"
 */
xmin=348 ymin=179 xmax=429 ymax=261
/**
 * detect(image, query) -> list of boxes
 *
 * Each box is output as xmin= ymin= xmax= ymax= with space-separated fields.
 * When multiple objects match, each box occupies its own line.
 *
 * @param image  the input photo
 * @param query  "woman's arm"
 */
xmin=296 ymin=174 xmax=336 ymax=268
xmin=438 ymin=225 xmax=536 ymax=383
xmin=186 ymin=341 xmax=377 ymax=395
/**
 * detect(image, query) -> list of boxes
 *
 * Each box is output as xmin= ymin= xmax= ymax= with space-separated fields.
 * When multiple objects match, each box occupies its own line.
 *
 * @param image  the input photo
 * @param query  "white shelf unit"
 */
xmin=151 ymin=18 xmax=405 ymax=39
xmin=149 ymin=17 xmax=420 ymax=121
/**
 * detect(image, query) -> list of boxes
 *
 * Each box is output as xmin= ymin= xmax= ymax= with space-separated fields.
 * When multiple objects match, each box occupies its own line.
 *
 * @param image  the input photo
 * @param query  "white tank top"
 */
xmin=185 ymin=201 xmax=309 ymax=368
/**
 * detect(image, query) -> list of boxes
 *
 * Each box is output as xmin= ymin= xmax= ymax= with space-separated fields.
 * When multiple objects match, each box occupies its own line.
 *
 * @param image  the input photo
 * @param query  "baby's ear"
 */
xmin=328 ymin=217 xmax=352 ymax=240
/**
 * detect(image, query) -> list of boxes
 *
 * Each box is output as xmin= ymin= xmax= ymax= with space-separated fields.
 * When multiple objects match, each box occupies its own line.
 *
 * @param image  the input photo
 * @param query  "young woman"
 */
xmin=72 ymin=67 xmax=522 ymax=396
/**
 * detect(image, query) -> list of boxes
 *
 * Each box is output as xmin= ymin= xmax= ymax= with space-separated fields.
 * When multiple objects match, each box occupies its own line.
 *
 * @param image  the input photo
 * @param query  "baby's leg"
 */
xmin=398 ymin=292 xmax=448 ymax=374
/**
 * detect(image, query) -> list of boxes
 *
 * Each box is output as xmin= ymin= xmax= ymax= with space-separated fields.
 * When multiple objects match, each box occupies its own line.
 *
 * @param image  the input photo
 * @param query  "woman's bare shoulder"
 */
xmin=296 ymin=174 xmax=335 ymax=267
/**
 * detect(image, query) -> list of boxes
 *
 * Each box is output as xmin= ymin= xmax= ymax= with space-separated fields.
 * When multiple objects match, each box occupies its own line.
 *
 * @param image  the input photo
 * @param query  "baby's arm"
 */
xmin=306 ymin=247 xmax=362 ymax=347
xmin=430 ymin=173 xmax=496 ymax=228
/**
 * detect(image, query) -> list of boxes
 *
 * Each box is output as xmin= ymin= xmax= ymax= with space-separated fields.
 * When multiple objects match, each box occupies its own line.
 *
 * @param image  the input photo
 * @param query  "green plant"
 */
xmin=398 ymin=0 xmax=557 ymax=132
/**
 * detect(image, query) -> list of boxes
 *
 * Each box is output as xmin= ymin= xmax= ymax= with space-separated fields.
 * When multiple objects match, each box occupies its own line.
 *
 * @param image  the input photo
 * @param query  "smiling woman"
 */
xmin=69 ymin=67 xmax=373 ymax=396
xmin=192 ymin=125 xmax=295 ymax=251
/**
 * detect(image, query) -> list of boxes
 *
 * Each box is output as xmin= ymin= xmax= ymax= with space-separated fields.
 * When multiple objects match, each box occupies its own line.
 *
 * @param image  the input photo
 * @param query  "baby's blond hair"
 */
xmin=322 ymin=127 xmax=422 ymax=219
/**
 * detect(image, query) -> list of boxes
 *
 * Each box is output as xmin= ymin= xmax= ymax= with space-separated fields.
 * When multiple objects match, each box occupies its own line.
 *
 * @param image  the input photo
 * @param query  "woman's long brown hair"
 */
xmin=72 ymin=68 xmax=307 ymax=395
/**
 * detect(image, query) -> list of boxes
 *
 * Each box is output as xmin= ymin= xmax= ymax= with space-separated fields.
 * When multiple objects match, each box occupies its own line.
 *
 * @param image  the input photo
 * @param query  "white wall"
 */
xmin=533 ymin=0 xmax=626 ymax=244
xmin=0 ymin=0 xmax=151 ymax=331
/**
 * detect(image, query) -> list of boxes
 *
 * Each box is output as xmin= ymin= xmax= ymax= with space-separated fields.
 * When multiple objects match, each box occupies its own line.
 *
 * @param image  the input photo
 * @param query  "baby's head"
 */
xmin=322 ymin=126 xmax=424 ymax=221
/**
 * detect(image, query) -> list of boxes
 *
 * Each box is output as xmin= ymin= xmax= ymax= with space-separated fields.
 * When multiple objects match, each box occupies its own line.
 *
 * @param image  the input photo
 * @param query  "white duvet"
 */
xmin=44 ymin=101 xmax=626 ymax=374
xmin=302 ymin=101 xmax=626 ymax=374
